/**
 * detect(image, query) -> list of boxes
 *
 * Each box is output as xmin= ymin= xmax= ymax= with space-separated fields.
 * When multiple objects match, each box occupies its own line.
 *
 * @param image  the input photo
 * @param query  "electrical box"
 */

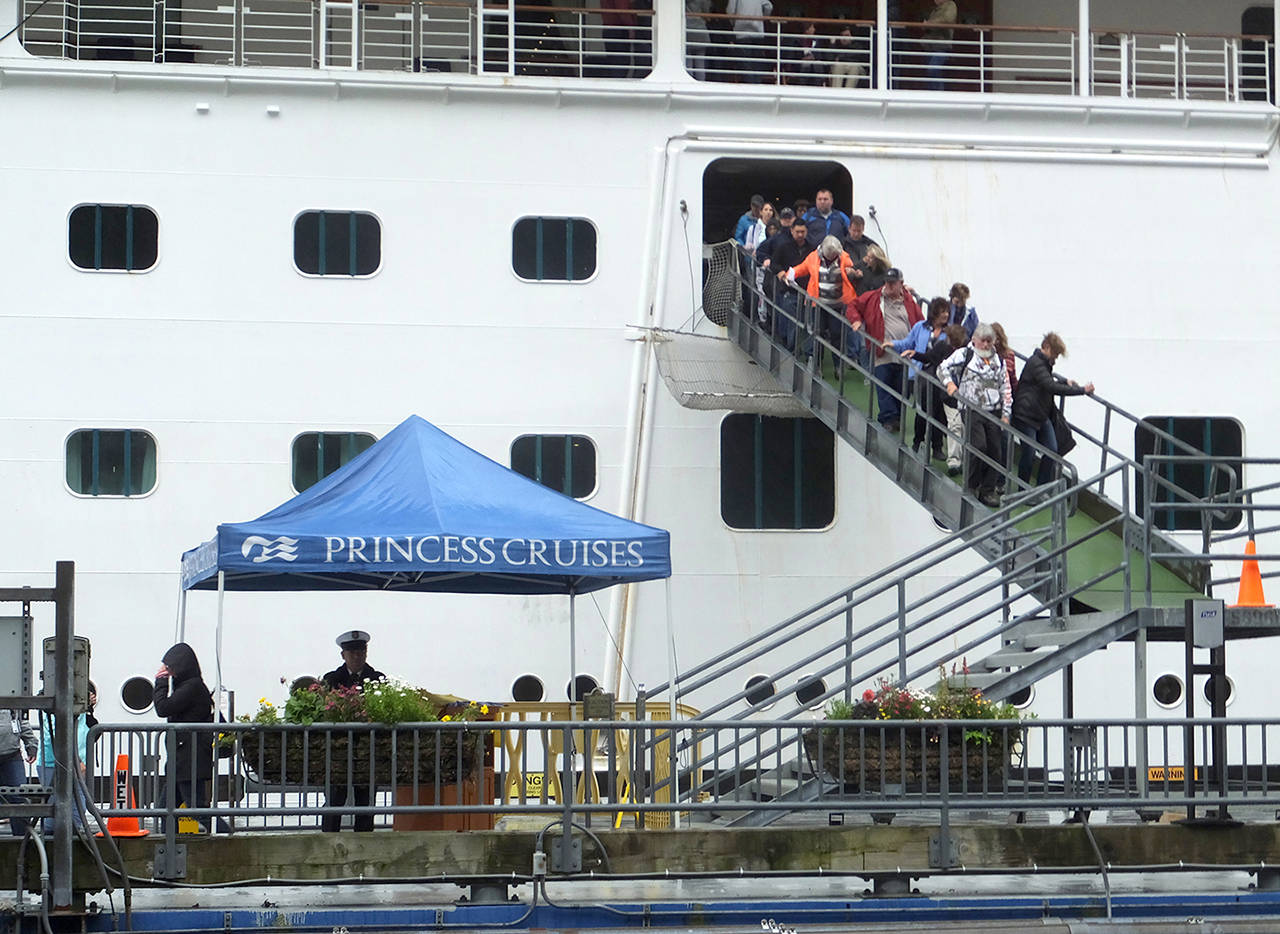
xmin=0 ymin=617 xmax=33 ymax=695
xmin=1191 ymin=599 xmax=1225 ymax=649
xmin=42 ymin=635 xmax=92 ymax=709
xmin=582 ymin=688 xmax=616 ymax=720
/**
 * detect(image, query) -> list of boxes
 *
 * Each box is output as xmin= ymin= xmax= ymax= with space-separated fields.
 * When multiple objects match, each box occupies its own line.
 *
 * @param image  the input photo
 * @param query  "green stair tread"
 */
xmin=818 ymin=358 xmax=1200 ymax=606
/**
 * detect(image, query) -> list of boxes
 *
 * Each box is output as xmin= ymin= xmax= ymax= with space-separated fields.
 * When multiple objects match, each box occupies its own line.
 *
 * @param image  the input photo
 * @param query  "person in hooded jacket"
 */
xmin=1011 ymin=332 xmax=1094 ymax=487
xmin=154 ymin=643 xmax=224 ymax=832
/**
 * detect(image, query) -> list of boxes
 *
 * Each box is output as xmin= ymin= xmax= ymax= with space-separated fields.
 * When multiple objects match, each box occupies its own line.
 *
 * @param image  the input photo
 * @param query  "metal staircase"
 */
xmin=641 ymin=246 xmax=1280 ymax=825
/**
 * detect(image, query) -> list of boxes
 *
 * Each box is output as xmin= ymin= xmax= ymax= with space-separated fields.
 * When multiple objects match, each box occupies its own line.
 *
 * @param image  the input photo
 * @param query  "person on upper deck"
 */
xmin=1011 ymin=332 xmax=1095 ymax=487
xmin=802 ymin=188 xmax=851 ymax=248
xmin=828 ymin=24 xmax=867 ymax=88
xmin=785 ymin=21 xmax=825 ymax=86
xmin=923 ymin=0 xmax=957 ymax=91
xmin=727 ymin=0 xmax=773 ymax=83
xmin=848 ymin=267 xmax=923 ymax=431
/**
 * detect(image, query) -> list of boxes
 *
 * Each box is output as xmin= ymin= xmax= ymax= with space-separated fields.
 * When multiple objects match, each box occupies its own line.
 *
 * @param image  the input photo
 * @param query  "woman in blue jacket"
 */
xmin=895 ymin=298 xmax=951 ymax=456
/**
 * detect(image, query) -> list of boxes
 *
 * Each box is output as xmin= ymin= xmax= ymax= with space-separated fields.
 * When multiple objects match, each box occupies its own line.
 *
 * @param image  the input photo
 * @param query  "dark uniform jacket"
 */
xmin=322 ymin=664 xmax=386 ymax=690
xmin=153 ymin=642 xmax=215 ymax=783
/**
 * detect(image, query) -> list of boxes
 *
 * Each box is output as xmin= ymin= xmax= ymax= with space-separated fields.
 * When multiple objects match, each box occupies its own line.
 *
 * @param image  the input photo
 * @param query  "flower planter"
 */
xmin=240 ymin=727 xmax=484 ymax=788
xmin=391 ymin=768 xmax=495 ymax=831
xmin=802 ymin=724 xmax=1010 ymax=793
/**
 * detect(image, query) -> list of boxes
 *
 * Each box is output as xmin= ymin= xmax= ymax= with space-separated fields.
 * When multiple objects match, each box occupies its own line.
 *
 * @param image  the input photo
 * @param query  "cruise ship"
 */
xmin=1 ymin=0 xmax=1277 ymax=736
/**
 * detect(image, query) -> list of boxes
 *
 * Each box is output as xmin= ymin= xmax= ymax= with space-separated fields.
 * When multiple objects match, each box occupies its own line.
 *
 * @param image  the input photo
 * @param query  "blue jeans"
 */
xmin=927 ymin=51 xmax=949 ymax=90
xmin=1015 ymin=417 xmax=1059 ymax=486
xmin=37 ymin=763 xmax=88 ymax=834
xmin=1 ymin=751 xmax=31 ymax=837
xmin=776 ymin=289 xmax=798 ymax=351
xmin=874 ymin=361 xmax=905 ymax=425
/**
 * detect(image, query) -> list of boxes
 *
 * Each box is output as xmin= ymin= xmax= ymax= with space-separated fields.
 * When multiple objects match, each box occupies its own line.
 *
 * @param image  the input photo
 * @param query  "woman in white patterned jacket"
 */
xmin=940 ymin=323 xmax=1011 ymax=508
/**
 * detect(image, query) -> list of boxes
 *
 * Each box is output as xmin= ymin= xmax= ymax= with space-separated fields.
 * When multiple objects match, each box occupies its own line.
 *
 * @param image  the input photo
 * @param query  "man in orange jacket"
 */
xmin=786 ymin=236 xmax=857 ymax=368
xmin=848 ymin=268 xmax=923 ymax=431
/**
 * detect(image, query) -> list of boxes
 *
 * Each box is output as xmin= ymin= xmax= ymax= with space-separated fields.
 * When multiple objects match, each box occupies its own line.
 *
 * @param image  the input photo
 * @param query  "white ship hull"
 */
xmin=1 ymin=1 xmax=1277 ymax=732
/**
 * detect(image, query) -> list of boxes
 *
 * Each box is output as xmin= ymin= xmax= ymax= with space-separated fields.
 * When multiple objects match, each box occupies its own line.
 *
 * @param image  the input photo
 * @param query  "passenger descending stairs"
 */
xmin=722 ymin=293 xmax=1231 ymax=701
xmin=642 ymin=253 xmax=1280 ymax=826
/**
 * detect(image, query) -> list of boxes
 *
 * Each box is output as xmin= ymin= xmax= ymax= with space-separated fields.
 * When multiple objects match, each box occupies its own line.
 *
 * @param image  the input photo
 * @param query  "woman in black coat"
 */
xmin=1011 ymin=332 xmax=1094 ymax=486
xmin=154 ymin=642 xmax=220 ymax=829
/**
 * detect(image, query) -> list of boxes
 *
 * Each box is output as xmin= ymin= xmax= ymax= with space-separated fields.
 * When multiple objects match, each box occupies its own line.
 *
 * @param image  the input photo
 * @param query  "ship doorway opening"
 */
xmin=701 ymin=158 xmax=853 ymax=244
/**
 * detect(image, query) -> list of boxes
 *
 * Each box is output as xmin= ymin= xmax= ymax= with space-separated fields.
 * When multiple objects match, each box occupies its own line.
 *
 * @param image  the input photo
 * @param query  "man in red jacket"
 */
xmin=848 ymin=268 xmax=922 ymax=431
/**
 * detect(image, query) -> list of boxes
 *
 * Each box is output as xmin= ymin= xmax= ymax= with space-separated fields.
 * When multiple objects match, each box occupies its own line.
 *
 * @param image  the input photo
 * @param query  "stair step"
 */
xmin=940 ymin=672 xmax=1001 ymax=690
xmin=738 ymin=776 xmax=806 ymax=799
xmin=978 ymin=649 xmax=1052 ymax=670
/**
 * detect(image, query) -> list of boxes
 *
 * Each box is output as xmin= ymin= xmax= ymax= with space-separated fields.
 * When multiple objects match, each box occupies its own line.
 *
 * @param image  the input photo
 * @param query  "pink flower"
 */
xmin=863 ymin=689 xmax=875 ymax=702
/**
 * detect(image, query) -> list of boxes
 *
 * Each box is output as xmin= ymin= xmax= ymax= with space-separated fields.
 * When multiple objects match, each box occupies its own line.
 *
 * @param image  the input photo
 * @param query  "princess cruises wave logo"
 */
xmin=240 ymin=535 xmax=300 ymax=563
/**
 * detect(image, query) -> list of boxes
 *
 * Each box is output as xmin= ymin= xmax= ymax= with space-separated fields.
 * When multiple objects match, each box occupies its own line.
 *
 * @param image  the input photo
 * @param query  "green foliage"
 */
xmin=247 ymin=681 xmax=495 ymax=726
xmin=824 ymin=669 xmax=1025 ymax=724
xmin=361 ymin=681 xmax=438 ymax=725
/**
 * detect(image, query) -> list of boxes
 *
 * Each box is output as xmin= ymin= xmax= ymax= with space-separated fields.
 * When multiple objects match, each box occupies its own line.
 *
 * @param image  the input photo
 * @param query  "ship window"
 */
xmin=512 ymin=217 xmax=597 ymax=282
xmin=512 ymin=675 xmax=545 ymax=703
xmin=65 ymin=429 xmax=157 ymax=497
xmin=744 ymin=675 xmax=776 ymax=708
xmin=1152 ymin=673 xmax=1183 ymax=709
xmin=68 ymin=205 xmax=158 ymax=272
xmin=120 ymin=676 xmax=154 ymax=713
xmin=293 ymin=211 xmax=381 ymax=277
xmin=511 ymin=435 xmax=596 ymax=499
xmin=795 ymin=675 xmax=826 ymax=708
xmin=720 ymin=415 xmax=835 ymax=530
xmin=291 ymin=431 xmax=377 ymax=492
xmin=1134 ymin=417 xmax=1243 ymax=531
xmin=567 ymin=673 xmax=598 ymax=702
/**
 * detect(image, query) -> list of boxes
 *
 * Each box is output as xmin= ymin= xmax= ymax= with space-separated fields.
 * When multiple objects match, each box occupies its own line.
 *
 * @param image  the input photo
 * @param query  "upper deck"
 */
xmin=6 ymin=0 xmax=1278 ymax=108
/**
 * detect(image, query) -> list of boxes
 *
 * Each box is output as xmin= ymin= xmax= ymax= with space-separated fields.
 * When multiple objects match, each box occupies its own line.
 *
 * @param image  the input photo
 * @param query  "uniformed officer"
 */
xmin=320 ymin=630 xmax=385 ymax=832
xmin=321 ymin=630 xmax=386 ymax=690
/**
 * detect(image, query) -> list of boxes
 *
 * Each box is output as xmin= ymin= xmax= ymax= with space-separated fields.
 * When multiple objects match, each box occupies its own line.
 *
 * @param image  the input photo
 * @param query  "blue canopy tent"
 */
xmin=178 ymin=414 xmax=672 ymax=707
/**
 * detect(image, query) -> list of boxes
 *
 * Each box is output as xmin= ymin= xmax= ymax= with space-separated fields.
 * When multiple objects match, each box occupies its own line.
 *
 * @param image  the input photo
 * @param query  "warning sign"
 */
xmin=1147 ymin=766 xmax=1200 ymax=781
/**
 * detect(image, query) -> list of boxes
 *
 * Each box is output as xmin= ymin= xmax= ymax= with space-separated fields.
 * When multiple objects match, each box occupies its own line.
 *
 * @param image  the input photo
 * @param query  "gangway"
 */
xmin=640 ymin=246 xmax=1280 ymax=825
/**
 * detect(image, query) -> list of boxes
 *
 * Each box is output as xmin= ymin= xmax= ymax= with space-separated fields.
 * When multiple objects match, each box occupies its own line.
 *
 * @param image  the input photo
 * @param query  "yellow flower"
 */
xmin=442 ymin=714 xmax=452 ymax=721
xmin=259 ymin=697 xmax=268 ymax=704
xmin=479 ymin=704 xmax=489 ymax=714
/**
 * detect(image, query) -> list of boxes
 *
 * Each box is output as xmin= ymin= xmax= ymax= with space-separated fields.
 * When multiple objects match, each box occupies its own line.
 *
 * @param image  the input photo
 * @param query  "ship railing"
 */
xmin=65 ymin=718 xmax=1280 ymax=840
xmin=13 ymin=0 xmax=1274 ymax=104
xmin=15 ymin=0 xmax=654 ymax=77
xmin=693 ymin=13 xmax=1275 ymax=103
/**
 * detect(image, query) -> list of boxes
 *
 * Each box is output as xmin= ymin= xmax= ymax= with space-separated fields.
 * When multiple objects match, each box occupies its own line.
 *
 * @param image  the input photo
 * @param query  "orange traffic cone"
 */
xmin=96 ymin=754 xmax=149 ymax=837
xmin=1230 ymin=540 xmax=1274 ymax=608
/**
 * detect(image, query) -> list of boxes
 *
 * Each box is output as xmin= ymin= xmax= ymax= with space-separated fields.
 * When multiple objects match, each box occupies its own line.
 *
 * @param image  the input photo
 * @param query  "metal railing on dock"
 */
xmin=74 ymin=716 xmax=1280 ymax=837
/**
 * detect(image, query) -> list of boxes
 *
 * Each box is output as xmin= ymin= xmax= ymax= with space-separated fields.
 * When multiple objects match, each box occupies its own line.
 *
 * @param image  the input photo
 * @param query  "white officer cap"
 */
xmin=336 ymin=630 xmax=371 ymax=649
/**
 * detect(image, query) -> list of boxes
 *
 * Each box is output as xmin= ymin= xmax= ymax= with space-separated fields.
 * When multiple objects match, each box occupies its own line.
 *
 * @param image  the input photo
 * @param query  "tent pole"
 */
xmin=176 ymin=575 xmax=187 ymax=643
xmin=215 ymin=570 xmax=225 ymax=715
xmin=664 ymin=577 xmax=680 ymax=829
xmin=569 ymin=586 xmax=577 ymax=721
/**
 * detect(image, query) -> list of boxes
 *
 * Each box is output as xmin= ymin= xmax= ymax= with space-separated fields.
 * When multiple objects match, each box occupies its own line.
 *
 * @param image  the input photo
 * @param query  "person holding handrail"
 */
xmin=1011 ymin=332 xmax=1094 ymax=487
xmin=940 ymin=323 xmax=1011 ymax=507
